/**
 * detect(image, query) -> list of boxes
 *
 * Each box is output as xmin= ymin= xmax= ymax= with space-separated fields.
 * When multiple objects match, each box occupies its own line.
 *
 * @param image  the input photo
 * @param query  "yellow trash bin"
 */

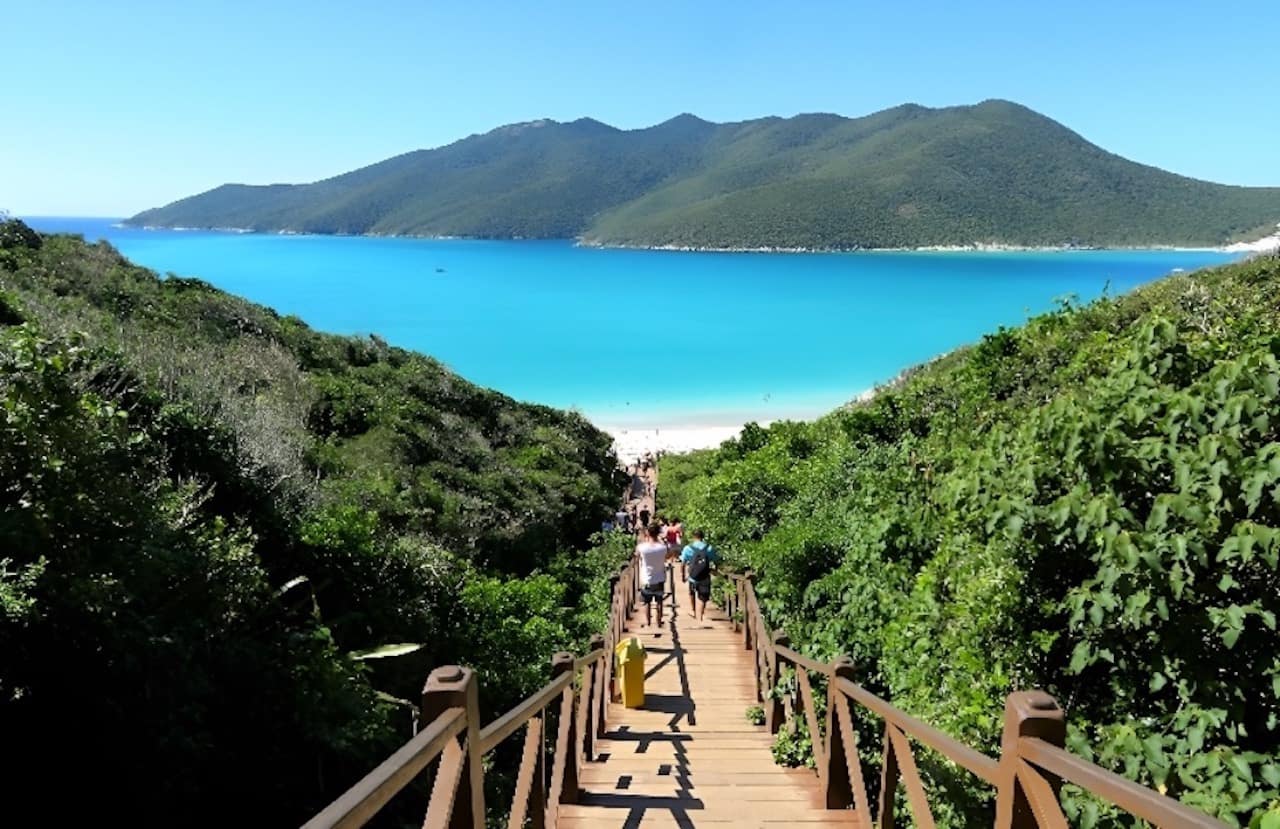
xmin=615 ymin=637 xmax=645 ymax=708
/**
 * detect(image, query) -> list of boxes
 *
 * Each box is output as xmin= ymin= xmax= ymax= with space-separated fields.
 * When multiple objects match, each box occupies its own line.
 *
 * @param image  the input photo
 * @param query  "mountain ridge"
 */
xmin=129 ymin=100 xmax=1280 ymax=249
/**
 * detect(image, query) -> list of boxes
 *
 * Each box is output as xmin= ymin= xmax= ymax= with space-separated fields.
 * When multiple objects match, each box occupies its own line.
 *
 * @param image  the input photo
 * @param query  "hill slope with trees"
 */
xmin=129 ymin=100 xmax=1280 ymax=249
xmin=661 ymin=252 xmax=1280 ymax=826
xmin=0 ymin=219 xmax=629 ymax=824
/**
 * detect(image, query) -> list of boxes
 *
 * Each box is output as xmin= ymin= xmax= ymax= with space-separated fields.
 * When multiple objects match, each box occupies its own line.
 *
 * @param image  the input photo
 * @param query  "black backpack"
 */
xmin=688 ymin=545 xmax=712 ymax=581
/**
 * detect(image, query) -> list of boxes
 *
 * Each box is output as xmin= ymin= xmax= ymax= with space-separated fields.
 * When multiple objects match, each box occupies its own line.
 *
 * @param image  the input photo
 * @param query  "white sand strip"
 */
xmin=1223 ymin=225 xmax=1280 ymax=254
xmin=602 ymin=424 xmax=761 ymax=462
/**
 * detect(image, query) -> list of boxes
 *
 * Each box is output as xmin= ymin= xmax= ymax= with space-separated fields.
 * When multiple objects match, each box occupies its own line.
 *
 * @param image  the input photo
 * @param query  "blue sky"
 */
xmin=4 ymin=0 xmax=1277 ymax=216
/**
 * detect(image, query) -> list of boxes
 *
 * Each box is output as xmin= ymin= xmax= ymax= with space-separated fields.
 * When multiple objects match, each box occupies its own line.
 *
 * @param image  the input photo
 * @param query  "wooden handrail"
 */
xmin=775 ymin=643 xmax=831 ymax=675
xmin=834 ymin=676 xmax=1001 ymax=785
xmin=729 ymin=568 xmax=1228 ymax=829
xmin=573 ymin=641 xmax=605 ymax=671
xmin=424 ymin=738 xmax=468 ymax=829
xmin=477 ymin=672 xmax=572 ymax=753
xmin=301 ymin=706 xmax=467 ymax=829
xmin=1018 ymin=737 xmax=1228 ymax=828
xmin=305 ymin=554 xmax=637 ymax=829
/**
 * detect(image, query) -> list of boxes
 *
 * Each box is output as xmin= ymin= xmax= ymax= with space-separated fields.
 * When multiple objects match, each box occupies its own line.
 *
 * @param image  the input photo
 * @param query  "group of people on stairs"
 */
xmin=616 ymin=460 xmax=721 ymax=630
xmin=635 ymin=521 xmax=719 ymax=628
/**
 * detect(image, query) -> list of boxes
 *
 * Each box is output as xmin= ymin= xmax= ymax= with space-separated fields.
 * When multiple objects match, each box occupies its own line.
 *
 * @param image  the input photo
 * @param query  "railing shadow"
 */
xmin=668 ymin=618 xmax=695 ymax=728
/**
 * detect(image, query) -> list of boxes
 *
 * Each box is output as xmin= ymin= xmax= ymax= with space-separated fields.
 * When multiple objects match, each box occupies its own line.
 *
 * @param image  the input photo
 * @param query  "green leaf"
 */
xmin=1226 ymin=754 xmax=1253 ymax=783
xmin=348 ymin=643 xmax=425 ymax=660
xmin=1068 ymin=641 xmax=1092 ymax=674
xmin=1141 ymin=734 xmax=1165 ymax=765
xmin=273 ymin=575 xmax=309 ymax=598
xmin=1187 ymin=723 xmax=1205 ymax=752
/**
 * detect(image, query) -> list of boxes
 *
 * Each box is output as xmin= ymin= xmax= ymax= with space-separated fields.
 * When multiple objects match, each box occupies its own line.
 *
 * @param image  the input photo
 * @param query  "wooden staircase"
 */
xmin=556 ymin=601 xmax=855 ymax=827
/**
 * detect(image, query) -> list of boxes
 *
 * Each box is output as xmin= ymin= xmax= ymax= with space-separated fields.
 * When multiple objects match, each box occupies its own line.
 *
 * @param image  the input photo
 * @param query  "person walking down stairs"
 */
xmin=635 ymin=522 xmax=674 ymax=630
xmin=680 ymin=529 xmax=719 ymax=622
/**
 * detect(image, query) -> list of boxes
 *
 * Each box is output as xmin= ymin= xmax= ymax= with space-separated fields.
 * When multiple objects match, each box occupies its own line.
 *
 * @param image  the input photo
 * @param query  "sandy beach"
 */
xmin=603 ymin=423 xmax=757 ymax=462
xmin=1223 ymin=227 xmax=1280 ymax=254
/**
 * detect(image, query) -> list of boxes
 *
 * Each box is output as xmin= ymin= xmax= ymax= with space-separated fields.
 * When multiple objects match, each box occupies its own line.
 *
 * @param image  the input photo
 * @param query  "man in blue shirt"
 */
xmin=679 ymin=530 xmax=719 ymax=621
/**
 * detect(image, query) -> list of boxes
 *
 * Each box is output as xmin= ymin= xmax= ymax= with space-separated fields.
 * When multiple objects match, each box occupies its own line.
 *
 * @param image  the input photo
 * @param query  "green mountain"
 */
xmin=659 ymin=250 xmax=1280 ymax=826
xmin=0 ymin=219 xmax=629 ymax=824
xmin=129 ymin=100 xmax=1280 ymax=249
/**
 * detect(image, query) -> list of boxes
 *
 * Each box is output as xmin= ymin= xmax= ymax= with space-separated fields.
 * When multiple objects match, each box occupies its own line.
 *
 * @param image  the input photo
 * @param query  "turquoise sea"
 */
xmin=23 ymin=218 xmax=1237 ymax=427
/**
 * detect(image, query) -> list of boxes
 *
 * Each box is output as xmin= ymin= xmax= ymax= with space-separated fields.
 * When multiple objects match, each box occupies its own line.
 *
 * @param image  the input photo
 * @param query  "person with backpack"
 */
xmin=680 ymin=530 xmax=719 ymax=621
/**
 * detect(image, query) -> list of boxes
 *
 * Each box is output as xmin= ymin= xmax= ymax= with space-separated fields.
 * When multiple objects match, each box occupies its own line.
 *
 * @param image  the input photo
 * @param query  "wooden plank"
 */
xmin=796 ymin=667 xmax=825 ymax=786
xmin=834 ymin=694 xmax=874 ymax=827
xmin=876 ymin=723 xmax=899 ymax=829
xmin=569 ymin=781 xmax=821 ymax=800
xmin=423 ymin=738 xmax=466 ymax=829
xmin=577 ymin=770 xmax=818 ymax=787
xmin=507 ymin=717 xmax=544 ymax=829
xmin=1015 ymin=760 xmax=1069 ymax=829
xmin=887 ymin=726 xmax=935 ymax=829
xmin=557 ymin=816 xmax=858 ymax=827
xmin=559 ymin=801 xmax=857 ymax=820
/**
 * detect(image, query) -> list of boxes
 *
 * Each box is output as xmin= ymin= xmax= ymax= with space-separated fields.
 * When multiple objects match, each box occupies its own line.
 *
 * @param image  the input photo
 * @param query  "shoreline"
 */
xmin=113 ymin=221 xmax=1280 ymax=255
xmin=592 ymin=391 xmax=879 ymax=462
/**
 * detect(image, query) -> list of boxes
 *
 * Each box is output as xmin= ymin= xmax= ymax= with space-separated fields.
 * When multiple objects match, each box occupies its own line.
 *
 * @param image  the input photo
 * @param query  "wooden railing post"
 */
xmin=421 ymin=666 xmax=484 ymax=829
xmin=581 ymin=634 xmax=604 ymax=760
xmin=995 ymin=691 xmax=1066 ymax=829
xmin=767 ymin=631 xmax=789 ymax=733
xmin=616 ymin=564 xmax=628 ymax=620
xmin=876 ymin=719 xmax=900 ymax=829
xmin=620 ymin=562 xmax=635 ymax=618
xmin=823 ymin=656 xmax=856 ymax=809
xmin=547 ymin=652 xmax=580 ymax=816
xmin=594 ymin=624 xmax=610 ymax=736
xmin=742 ymin=571 xmax=756 ymax=652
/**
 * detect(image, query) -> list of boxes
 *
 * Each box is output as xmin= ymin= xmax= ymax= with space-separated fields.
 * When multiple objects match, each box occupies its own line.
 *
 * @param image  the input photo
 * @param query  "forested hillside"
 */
xmin=0 ymin=219 xmax=629 ymax=824
xmin=661 ymin=253 xmax=1280 ymax=826
xmin=128 ymin=101 xmax=1280 ymax=250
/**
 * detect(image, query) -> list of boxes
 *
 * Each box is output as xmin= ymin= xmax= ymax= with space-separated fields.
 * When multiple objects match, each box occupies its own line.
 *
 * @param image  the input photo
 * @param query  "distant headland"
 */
xmin=127 ymin=100 xmax=1280 ymax=251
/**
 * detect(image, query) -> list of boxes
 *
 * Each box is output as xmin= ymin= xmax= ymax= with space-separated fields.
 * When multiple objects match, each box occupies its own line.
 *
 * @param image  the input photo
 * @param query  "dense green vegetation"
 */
xmin=660 ymin=253 xmax=1280 ymax=826
xmin=129 ymin=101 xmax=1280 ymax=249
xmin=0 ymin=219 xmax=629 ymax=824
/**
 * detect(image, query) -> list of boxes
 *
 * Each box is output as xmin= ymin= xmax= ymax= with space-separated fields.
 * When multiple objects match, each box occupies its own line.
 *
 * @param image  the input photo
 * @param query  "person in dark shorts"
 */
xmin=636 ymin=523 xmax=673 ymax=629
xmin=679 ymin=530 xmax=719 ymax=621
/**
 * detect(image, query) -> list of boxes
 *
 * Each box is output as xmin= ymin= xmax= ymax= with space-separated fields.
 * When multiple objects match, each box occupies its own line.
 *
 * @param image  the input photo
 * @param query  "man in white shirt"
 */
xmin=635 ymin=523 xmax=674 ymax=629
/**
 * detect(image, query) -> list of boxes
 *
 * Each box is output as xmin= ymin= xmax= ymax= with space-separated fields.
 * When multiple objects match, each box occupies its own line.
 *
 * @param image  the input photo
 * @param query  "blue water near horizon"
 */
xmin=22 ymin=217 xmax=1237 ymax=427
